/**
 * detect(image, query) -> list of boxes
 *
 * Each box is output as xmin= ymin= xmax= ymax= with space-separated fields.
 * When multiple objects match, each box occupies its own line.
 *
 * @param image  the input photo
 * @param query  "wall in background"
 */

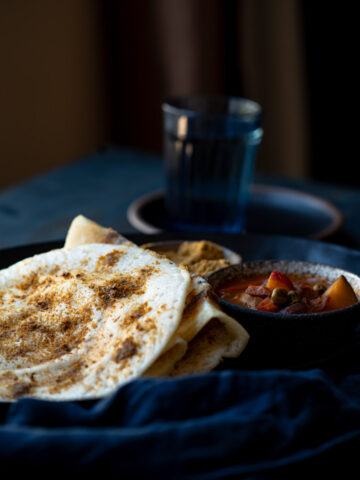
xmin=303 ymin=2 xmax=358 ymax=187
xmin=0 ymin=0 xmax=310 ymax=190
xmin=1 ymin=1 xmax=358 ymax=190
xmin=0 ymin=1 xmax=109 ymax=189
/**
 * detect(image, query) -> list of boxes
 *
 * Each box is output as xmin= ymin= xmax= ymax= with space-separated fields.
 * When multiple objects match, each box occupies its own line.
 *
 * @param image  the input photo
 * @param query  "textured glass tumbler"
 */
xmin=162 ymin=95 xmax=263 ymax=233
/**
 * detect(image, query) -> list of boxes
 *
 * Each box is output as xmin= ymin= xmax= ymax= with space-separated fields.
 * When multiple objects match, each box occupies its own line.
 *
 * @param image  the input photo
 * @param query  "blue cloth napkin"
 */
xmin=1 ymin=237 xmax=360 ymax=478
xmin=1 ymin=359 xmax=360 ymax=478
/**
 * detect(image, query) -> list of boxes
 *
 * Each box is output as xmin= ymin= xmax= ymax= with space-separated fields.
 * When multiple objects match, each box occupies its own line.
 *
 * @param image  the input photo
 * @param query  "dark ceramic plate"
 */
xmin=127 ymin=185 xmax=343 ymax=240
xmin=1 ymin=234 xmax=359 ymax=371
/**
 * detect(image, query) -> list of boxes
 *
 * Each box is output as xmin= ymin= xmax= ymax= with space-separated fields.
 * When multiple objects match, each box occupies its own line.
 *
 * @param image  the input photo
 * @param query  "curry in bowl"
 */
xmin=207 ymin=260 xmax=360 ymax=367
xmin=217 ymin=269 xmax=358 ymax=315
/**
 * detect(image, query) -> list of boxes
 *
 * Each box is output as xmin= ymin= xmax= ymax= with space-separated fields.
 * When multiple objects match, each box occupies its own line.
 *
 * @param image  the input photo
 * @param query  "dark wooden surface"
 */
xmin=0 ymin=147 xmax=359 ymax=250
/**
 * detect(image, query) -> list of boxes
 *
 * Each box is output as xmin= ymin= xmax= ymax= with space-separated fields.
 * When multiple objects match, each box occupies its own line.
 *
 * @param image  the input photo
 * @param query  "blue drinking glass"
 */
xmin=162 ymin=95 xmax=263 ymax=233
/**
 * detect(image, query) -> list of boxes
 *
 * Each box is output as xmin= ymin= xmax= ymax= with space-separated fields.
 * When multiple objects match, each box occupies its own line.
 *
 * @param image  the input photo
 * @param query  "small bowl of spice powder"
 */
xmin=141 ymin=240 xmax=242 ymax=276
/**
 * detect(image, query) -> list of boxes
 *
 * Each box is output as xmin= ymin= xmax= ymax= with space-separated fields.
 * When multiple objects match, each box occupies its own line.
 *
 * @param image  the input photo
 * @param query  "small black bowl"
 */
xmin=207 ymin=260 xmax=360 ymax=369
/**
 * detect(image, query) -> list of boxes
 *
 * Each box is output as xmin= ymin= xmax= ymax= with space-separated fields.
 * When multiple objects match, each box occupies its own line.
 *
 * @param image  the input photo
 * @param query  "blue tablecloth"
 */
xmin=1 ymin=148 xmax=360 ymax=477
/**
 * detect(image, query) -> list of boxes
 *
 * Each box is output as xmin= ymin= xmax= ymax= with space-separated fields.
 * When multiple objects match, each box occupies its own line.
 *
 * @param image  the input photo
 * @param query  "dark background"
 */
xmin=0 ymin=1 xmax=358 ymax=189
xmin=303 ymin=2 xmax=358 ymax=185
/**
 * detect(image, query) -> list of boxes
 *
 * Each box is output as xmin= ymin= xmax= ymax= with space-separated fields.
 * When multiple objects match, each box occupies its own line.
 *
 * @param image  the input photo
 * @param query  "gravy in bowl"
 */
xmin=217 ymin=269 xmax=358 ymax=314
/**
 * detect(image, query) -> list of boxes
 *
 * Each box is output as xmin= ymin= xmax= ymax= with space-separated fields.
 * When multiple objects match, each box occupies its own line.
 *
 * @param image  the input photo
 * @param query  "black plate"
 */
xmin=126 ymin=185 xmax=343 ymax=240
xmin=1 ymin=234 xmax=360 ymax=371
xmin=2 ymin=233 xmax=360 ymax=272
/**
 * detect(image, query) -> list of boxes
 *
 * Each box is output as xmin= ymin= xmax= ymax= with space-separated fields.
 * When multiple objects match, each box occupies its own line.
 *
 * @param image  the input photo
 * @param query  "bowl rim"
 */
xmin=206 ymin=259 xmax=360 ymax=319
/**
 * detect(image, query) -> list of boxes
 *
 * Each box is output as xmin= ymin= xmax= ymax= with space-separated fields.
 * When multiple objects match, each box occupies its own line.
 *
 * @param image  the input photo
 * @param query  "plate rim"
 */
xmin=126 ymin=184 xmax=344 ymax=240
xmin=2 ymin=232 xmax=359 ymax=273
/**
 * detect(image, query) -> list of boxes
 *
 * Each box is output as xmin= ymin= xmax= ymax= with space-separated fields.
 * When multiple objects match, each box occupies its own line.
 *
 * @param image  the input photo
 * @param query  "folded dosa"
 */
xmin=64 ymin=215 xmax=131 ymax=249
xmin=65 ymin=215 xmax=250 ymax=377
xmin=0 ymin=241 xmax=191 ymax=401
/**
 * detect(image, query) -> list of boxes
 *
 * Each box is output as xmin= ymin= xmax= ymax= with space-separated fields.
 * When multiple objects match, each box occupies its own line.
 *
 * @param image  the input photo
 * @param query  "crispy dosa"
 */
xmin=65 ymin=215 xmax=250 ymax=377
xmin=0 ymin=242 xmax=191 ymax=401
